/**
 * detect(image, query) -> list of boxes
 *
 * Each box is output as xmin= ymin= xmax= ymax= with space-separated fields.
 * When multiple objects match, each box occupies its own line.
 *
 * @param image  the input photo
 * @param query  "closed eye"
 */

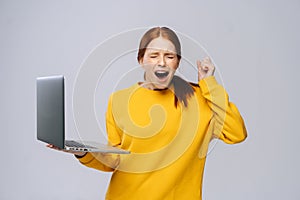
xmin=166 ymin=54 xmax=175 ymax=59
xmin=166 ymin=53 xmax=176 ymax=59
xmin=149 ymin=53 xmax=159 ymax=58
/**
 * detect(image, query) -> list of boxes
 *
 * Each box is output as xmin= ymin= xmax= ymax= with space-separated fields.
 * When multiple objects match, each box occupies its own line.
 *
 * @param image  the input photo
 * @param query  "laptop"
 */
xmin=36 ymin=75 xmax=130 ymax=154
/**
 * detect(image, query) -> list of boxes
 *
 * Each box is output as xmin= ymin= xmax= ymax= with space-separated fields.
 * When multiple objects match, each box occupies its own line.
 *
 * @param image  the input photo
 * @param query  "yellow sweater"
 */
xmin=77 ymin=76 xmax=247 ymax=200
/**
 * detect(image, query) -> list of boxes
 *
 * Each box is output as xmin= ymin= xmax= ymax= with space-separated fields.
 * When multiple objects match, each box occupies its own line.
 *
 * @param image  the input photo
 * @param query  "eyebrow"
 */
xmin=147 ymin=50 xmax=176 ymax=55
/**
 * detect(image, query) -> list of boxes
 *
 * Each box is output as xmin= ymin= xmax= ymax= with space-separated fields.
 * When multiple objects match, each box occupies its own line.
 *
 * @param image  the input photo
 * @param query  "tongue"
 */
xmin=155 ymin=72 xmax=169 ymax=78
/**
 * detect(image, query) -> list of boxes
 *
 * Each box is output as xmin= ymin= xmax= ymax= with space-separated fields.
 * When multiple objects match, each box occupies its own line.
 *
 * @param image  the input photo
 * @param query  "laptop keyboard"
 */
xmin=65 ymin=140 xmax=96 ymax=149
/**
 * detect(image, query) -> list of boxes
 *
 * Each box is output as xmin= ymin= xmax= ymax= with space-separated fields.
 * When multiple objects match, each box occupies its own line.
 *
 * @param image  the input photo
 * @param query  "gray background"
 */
xmin=1 ymin=0 xmax=299 ymax=199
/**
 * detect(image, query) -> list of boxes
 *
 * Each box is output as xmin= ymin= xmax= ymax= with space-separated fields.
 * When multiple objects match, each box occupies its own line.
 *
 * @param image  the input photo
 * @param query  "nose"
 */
xmin=158 ymin=55 xmax=166 ymax=67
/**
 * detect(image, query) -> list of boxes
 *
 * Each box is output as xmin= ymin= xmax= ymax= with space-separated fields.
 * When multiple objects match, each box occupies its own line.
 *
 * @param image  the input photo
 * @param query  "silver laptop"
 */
xmin=36 ymin=75 xmax=129 ymax=154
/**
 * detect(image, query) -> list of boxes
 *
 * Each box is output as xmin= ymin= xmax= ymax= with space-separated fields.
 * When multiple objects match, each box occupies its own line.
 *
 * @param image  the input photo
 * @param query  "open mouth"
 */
xmin=154 ymin=71 xmax=169 ymax=79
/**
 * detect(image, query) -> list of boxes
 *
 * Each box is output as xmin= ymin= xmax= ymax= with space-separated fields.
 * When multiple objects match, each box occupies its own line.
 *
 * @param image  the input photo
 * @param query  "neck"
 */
xmin=138 ymin=81 xmax=174 ymax=92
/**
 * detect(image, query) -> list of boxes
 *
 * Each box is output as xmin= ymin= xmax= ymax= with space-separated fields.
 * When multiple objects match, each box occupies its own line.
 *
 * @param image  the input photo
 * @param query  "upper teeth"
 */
xmin=156 ymin=70 xmax=168 ymax=73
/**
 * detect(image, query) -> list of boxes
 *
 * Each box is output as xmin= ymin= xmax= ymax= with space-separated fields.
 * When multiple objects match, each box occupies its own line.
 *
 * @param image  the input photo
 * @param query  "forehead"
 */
xmin=146 ymin=37 xmax=176 ymax=53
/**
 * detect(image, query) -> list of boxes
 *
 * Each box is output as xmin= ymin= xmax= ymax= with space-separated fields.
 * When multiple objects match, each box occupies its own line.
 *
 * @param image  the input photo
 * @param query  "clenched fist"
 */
xmin=197 ymin=57 xmax=215 ymax=81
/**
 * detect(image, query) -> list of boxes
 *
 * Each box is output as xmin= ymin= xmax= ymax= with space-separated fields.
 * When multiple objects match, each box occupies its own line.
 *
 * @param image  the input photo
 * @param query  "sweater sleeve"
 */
xmin=75 ymin=95 xmax=122 ymax=172
xmin=199 ymin=76 xmax=247 ymax=144
xmin=76 ymin=152 xmax=119 ymax=172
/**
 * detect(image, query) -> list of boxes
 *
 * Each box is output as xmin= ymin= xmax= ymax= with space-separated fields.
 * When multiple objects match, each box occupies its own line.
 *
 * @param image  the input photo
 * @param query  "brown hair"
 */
xmin=137 ymin=27 xmax=196 ymax=107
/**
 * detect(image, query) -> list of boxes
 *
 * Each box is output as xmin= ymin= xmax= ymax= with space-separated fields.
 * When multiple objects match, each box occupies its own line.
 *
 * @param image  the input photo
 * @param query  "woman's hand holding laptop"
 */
xmin=46 ymin=144 xmax=120 ymax=168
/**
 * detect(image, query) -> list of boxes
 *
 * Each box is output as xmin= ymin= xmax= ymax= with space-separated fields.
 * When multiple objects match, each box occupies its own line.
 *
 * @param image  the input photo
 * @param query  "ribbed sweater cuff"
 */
xmin=199 ymin=76 xmax=218 ymax=93
xmin=75 ymin=152 xmax=95 ymax=164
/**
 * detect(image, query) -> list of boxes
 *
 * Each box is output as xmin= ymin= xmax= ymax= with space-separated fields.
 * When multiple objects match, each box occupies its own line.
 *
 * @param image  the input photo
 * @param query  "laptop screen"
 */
xmin=36 ymin=75 xmax=65 ymax=149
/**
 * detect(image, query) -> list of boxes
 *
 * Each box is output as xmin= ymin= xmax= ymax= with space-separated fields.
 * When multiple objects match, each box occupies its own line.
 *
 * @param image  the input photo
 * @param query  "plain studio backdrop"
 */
xmin=1 ymin=0 xmax=299 ymax=199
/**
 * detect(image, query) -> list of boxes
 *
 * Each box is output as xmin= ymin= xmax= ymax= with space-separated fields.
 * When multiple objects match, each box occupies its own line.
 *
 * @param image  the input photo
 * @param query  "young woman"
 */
xmin=49 ymin=27 xmax=247 ymax=199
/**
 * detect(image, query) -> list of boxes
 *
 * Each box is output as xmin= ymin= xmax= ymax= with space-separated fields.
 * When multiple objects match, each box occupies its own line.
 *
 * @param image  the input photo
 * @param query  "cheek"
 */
xmin=142 ymin=57 xmax=155 ymax=65
xmin=141 ymin=59 xmax=156 ymax=69
xmin=168 ymin=60 xmax=179 ymax=70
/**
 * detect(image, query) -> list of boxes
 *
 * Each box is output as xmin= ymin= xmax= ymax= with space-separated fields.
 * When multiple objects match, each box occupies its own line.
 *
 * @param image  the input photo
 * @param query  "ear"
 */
xmin=138 ymin=57 xmax=143 ymax=65
xmin=139 ymin=58 xmax=146 ymax=70
xmin=175 ymin=60 xmax=180 ymax=70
